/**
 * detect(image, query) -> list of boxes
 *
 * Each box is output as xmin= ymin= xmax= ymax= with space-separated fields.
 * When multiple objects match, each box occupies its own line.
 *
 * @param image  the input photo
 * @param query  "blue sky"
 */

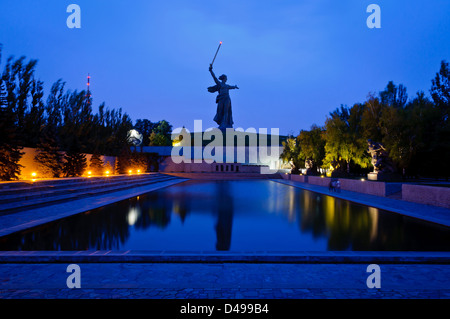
xmin=0 ymin=0 xmax=449 ymax=135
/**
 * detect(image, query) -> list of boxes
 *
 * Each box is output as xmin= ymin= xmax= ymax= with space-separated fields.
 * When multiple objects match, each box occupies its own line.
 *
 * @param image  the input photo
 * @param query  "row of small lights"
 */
xmin=285 ymin=172 xmax=366 ymax=181
xmin=29 ymin=169 xmax=143 ymax=180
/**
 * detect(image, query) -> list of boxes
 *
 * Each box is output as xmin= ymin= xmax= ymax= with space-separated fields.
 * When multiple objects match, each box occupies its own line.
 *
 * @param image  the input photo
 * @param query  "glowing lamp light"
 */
xmin=87 ymin=171 xmax=92 ymax=175
xmin=31 ymin=172 xmax=37 ymax=178
xmin=361 ymin=178 xmax=365 ymax=181
xmin=137 ymin=169 xmax=141 ymax=174
xmin=128 ymin=170 xmax=132 ymax=174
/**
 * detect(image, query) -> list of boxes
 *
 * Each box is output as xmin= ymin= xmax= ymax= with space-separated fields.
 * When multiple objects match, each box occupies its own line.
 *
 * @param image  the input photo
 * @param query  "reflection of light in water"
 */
xmin=267 ymin=183 xmax=295 ymax=222
xmin=324 ymin=196 xmax=336 ymax=227
xmin=127 ymin=207 xmax=140 ymax=225
xmin=368 ymin=207 xmax=379 ymax=241
xmin=287 ymin=186 xmax=295 ymax=222
xmin=267 ymin=182 xmax=279 ymax=213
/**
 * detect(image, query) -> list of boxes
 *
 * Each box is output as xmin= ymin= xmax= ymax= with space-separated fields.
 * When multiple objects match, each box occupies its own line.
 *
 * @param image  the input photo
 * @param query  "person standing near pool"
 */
xmin=208 ymin=64 xmax=239 ymax=130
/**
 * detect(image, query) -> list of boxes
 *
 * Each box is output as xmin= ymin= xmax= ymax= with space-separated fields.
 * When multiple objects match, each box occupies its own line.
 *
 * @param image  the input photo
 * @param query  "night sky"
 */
xmin=1 ymin=0 xmax=449 ymax=135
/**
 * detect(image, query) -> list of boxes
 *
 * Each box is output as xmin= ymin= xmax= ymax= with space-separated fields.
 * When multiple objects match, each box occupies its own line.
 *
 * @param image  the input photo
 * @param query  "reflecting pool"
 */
xmin=0 ymin=180 xmax=449 ymax=251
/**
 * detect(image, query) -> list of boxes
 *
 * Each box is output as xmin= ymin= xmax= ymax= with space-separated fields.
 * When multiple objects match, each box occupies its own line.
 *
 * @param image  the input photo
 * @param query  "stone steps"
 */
xmin=0 ymin=174 xmax=152 ymax=195
xmin=0 ymin=173 xmax=179 ymax=215
xmin=0 ymin=174 xmax=166 ymax=203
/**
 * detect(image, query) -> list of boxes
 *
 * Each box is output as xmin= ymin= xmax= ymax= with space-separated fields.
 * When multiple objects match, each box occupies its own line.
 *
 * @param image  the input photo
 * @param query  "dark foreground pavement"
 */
xmin=1 ymin=262 xmax=449 ymax=299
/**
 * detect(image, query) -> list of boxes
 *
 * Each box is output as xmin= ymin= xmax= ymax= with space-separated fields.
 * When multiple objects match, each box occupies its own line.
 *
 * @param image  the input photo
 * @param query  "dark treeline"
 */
xmin=0 ymin=45 xmax=172 ymax=180
xmin=282 ymin=60 xmax=450 ymax=179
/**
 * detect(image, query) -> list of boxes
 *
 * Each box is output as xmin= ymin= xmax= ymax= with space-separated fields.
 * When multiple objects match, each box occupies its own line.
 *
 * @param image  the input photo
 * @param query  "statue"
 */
xmin=127 ymin=129 xmax=143 ymax=146
xmin=208 ymin=64 xmax=239 ymax=130
xmin=367 ymin=139 xmax=396 ymax=179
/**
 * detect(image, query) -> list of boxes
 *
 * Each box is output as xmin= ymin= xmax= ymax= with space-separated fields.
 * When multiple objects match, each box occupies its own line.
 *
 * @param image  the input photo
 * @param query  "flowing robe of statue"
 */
xmin=208 ymin=66 xmax=238 ymax=129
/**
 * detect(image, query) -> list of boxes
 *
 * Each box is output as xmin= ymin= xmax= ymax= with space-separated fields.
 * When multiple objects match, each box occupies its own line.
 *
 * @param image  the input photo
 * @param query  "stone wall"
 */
xmin=160 ymin=156 xmax=264 ymax=174
xmin=18 ymin=147 xmax=116 ymax=179
xmin=339 ymin=178 xmax=387 ymax=197
xmin=402 ymin=184 xmax=450 ymax=209
xmin=282 ymin=173 xmax=394 ymax=197
xmin=282 ymin=174 xmax=308 ymax=183
xmin=308 ymin=176 xmax=332 ymax=188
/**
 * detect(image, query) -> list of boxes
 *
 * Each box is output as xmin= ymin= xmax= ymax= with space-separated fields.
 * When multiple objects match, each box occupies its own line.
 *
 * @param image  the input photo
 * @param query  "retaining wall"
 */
xmin=18 ymin=147 xmax=116 ymax=180
xmin=282 ymin=174 xmax=400 ymax=197
xmin=402 ymin=184 xmax=450 ymax=209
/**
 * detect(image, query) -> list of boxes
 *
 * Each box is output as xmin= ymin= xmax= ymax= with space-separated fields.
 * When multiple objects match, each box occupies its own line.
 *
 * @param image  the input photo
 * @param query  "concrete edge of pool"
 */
xmin=1 ymin=251 xmax=449 ymax=264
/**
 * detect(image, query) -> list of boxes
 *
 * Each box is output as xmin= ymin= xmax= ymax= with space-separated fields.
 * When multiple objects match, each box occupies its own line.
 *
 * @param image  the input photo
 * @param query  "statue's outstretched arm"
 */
xmin=209 ymin=64 xmax=220 ymax=85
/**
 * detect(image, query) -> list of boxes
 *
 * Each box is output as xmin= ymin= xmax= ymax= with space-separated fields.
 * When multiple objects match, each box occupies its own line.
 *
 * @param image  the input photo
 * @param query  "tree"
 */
xmin=116 ymin=146 xmax=131 ymax=174
xmin=298 ymin=124 xmax=325 ymax=174
xmin=361 ymin=94 xmax=384 ymax=143
xmin=324 ymin=104 xmax=370 ymax=175
xmin=0 ymin=106 xmax=24 ymax=180
xmin=46 ymin=79 xmax=65 ymax=132
xmin=280 ymin=135 xmax=304 ymax=174
xmin=63 ymin=149 xmax=87 ymax=177
xmin=430 ymin=60 xmax=450 ymax=115
xmin=380 ymin=81 xmax=408 ymax=108
xmin=16 ymin=58 xmax=38 ymax=132
xmin=429 ymin=60 xmax=450 ymax=177
xmin=149 ymin=131 xmax=171 ymax=146
xmin=0 ymin=47 xmax=24 ymax=181
xmin=131 ymin=150 xmax=148 ymax=172
xmin=134 ymin=119 xmax=155 ymax=146
xmin=63 ymin=138 xmax=87 ymax=177
xmin=148 ymin=120 xmax=172 ymax=146
xmin=23 ymin=79 xmax=45 ymax=147
xmin=34 ymin=131 xmax=63 ymax=178
xmin=89 ymin=153 xmax=104 ymax=175
xmin=379 ymin=106 xmax=411 ymax=174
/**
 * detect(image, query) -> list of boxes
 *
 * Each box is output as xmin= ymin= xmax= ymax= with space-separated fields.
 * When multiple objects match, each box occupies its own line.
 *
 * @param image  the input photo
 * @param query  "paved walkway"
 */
xmin=274 ymin=179 xmax=450 ymax=227
xmin=0 ymin=262 xmax=449 ymax=299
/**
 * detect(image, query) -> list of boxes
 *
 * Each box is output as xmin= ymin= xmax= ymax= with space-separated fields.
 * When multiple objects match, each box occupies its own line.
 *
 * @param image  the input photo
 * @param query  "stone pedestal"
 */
xmin=368 ymin=172 xmax=398 ymax=181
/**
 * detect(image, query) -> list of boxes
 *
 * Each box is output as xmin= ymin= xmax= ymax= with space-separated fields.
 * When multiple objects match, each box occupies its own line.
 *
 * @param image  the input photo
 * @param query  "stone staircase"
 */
xmin=0 ymin=173 xmax=180 ymax=215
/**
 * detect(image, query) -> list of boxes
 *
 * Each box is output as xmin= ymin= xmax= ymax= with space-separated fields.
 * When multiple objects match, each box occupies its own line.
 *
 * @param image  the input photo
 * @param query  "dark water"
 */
xmin=0 ymin=180 xmax=449 ymax=251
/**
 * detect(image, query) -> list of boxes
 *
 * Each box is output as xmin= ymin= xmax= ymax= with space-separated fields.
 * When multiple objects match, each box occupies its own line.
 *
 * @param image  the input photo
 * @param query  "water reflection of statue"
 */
xmin=208 ymin=64 xmax=239 ymax=130
xmin=367 ymin=139 xmax=395 ymax=173
xmin=215 ymin=182 xmax=234 ymax=251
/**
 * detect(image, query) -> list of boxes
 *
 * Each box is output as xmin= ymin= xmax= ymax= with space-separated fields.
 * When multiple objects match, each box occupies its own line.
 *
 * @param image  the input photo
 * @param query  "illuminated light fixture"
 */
xmin=128 ymin=170 xmax=132 ymax=174
xmin=105 ymin=170 xmax=110 ymax=175
xmin=361 ymin=178 xmax=365 ymax=181
xmin=31 ymin=172 xmax=37 ymax=178
xmin=320 ymin=175 xmax=324 ymax=178
xmin=137 ymin=169 xmax=141 ymax=174
xmin=87 ymin=171 xmax=92 ymax=175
